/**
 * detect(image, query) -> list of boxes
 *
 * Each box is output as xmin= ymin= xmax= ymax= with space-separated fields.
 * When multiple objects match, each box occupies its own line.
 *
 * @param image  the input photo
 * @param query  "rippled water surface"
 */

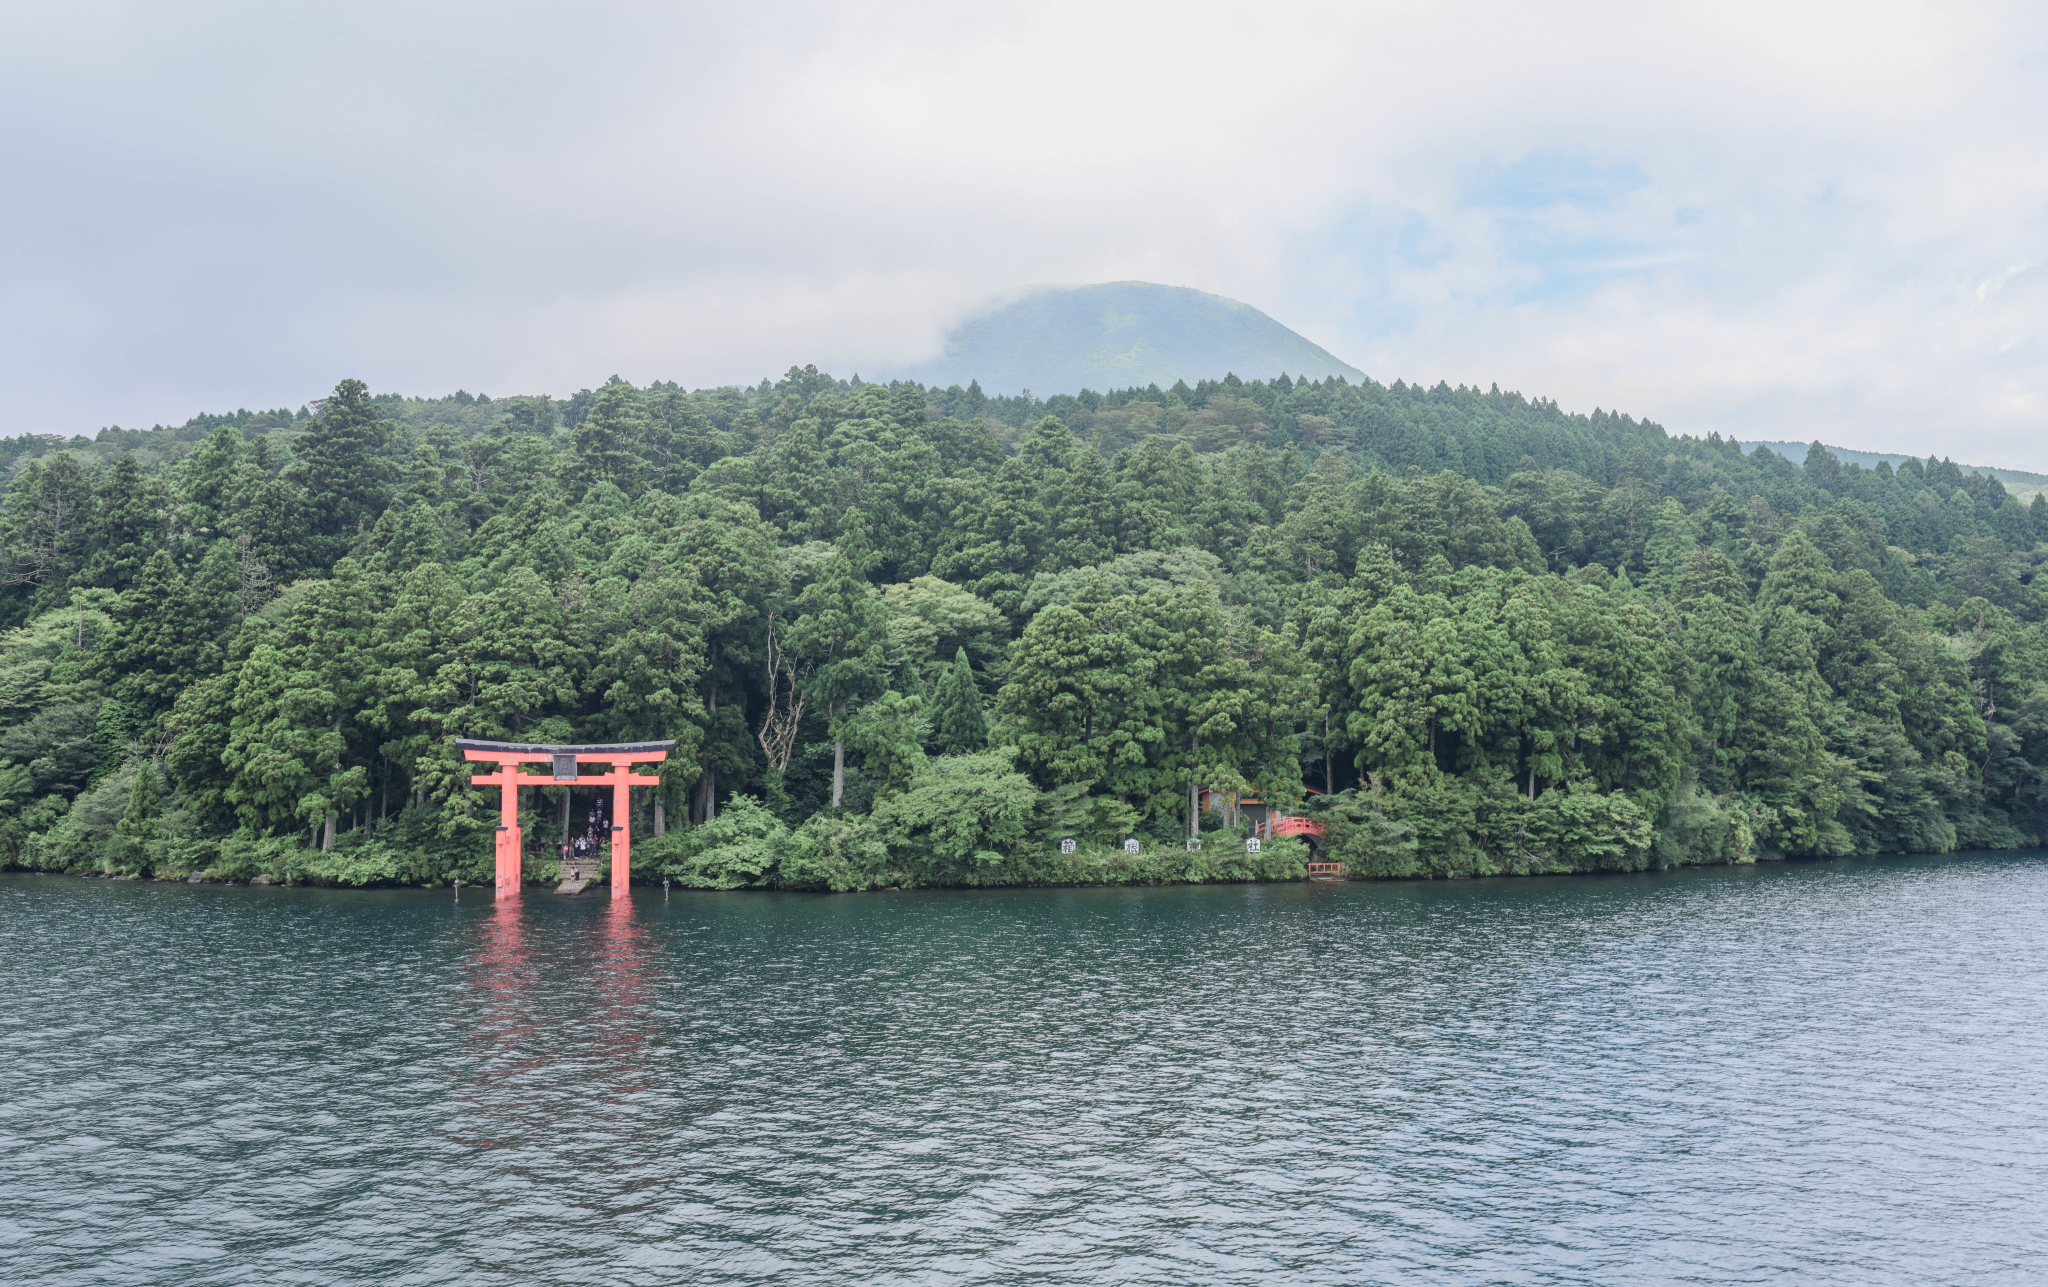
xmin=5 ymin=855 xmax=2047 ymax=1285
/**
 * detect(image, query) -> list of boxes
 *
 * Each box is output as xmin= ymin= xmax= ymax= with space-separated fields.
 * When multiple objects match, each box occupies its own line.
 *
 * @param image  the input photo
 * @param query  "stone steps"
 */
xmin=557 ymin=856 xmax=604 ymax=894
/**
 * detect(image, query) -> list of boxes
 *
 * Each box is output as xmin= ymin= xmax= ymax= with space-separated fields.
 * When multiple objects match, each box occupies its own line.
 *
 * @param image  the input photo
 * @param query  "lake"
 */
xmin=4 ymin=855 xmax=2045 ymax=1285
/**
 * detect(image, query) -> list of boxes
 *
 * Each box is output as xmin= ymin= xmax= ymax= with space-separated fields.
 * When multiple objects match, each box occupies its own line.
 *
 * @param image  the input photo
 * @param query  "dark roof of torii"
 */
xmin=454 ymin=739 xmax=676 ymax=755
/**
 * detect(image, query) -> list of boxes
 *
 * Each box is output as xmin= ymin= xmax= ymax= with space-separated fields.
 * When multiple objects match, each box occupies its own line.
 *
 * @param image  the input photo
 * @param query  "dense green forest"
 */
xmin=4 ymin=364 xmax=2045 ymax=889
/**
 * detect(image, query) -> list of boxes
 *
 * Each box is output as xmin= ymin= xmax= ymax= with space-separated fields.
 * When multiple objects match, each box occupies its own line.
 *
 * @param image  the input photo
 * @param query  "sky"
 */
xmin=3 ymin=1 xmax=2045 ymax=466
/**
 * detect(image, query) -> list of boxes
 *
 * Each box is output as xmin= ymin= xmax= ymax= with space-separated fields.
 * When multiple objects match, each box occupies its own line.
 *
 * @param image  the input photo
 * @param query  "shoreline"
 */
xmin=8 ymin=843 xmax=2025 ymax=894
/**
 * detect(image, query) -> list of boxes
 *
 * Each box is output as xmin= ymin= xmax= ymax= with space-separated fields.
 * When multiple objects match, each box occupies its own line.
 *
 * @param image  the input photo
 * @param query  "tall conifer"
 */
xmin=932 ymin=647 xmax=987 ymax=754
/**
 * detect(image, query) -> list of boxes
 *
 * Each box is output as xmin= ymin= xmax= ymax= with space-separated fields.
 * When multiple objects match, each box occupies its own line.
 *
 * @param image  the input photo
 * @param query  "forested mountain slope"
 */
xmin=1743 ymin=440 xmax=2048 ymax=503
xmin=3 ymin=365 xmax=2044 ymax=889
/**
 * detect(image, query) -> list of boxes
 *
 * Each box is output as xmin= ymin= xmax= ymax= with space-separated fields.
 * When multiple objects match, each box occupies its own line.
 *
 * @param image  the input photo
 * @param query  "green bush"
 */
xmin=213 ymin=831 xmax=313 ymax=882
xmin=1022 ymin=834 xmax=1310 ymax=886
xmin=1652 ymin=782 xmax=1759 ymax=868
xmin=304 ymin=841 xmax=407 ymax=886
xmin=780 ymin=812 xmax=900 ymax=890
xmin=870 ymin=750 xmax=1038 ymax=882
xmin=1526 ymin=788 xmax=1655 ymax=872
xmin=1316 ymin=790 xmax=1424 ymax=877
xmin=1312 ymin=777 xmax=1662 ymax=877
xmin=35 ymin=760 xmax=139 ymax=873
xmin=658 ymin=794 xmax=787 ymax=889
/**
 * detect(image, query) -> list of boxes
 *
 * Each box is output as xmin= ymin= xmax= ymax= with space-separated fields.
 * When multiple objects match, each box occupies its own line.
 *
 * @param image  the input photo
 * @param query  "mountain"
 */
xmin=894 ymin=282 xmax=1365 ymax=395
xmin=1742 ymin=440 xmax=2048 ymax=502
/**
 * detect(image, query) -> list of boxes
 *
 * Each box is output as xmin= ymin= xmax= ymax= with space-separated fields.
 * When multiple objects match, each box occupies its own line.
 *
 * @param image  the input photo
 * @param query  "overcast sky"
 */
xmin=4 ymin=1 xmax=2044 ymax=465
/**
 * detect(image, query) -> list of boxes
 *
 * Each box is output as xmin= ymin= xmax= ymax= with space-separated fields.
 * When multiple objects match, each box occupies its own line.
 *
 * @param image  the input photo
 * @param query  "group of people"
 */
xmin=558 ymin=806 xmax=608 ymax=879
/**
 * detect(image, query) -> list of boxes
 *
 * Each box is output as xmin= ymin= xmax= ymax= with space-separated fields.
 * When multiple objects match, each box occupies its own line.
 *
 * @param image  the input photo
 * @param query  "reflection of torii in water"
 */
xmin=455 ymin=885 xmax=658 ymax=1170
xmin=459 ymin=740 xmax=674 ymax=899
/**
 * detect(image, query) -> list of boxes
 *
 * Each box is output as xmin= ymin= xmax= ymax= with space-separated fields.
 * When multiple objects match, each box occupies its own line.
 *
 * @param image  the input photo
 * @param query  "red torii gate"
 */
xmin=458 ymin=739 xmax=674 ymax=899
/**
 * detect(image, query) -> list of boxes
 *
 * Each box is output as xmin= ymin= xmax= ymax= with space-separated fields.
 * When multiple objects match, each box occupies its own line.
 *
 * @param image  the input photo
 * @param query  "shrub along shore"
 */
xmin=28 ymin=813 xmax=1316 ymax=893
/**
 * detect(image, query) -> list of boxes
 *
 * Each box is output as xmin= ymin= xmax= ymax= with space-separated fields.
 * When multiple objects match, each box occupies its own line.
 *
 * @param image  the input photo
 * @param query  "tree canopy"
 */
xmin=4 ymin=365 xmax=2046 ymax=887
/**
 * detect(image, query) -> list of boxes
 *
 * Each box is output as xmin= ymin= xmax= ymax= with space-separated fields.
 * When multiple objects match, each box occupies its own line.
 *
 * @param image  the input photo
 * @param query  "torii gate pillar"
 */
xmin=495 ymin=775 xmax=522 ymax=894
xmin=611 ymin=773 xmax=632 ymax=895
xmin=457 ymin=739 xmax=675 ymax=900
xmin=459 ymin=759 xmax=527 ymax=896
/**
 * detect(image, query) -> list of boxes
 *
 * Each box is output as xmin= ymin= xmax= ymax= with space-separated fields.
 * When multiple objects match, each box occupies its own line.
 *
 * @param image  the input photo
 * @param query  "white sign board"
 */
xmin=1059 ymin=838 xmax=1077 ymax=855
xmin=1246 ymin=837 xmax=1262 ymax=853
xmin=1124 ymin=838 xmax=1141 ymax=854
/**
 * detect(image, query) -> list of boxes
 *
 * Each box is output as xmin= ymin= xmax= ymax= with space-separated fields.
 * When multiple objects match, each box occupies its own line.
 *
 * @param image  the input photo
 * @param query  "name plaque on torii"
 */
xmin=457 ymin=739 xmax=675 ymax=899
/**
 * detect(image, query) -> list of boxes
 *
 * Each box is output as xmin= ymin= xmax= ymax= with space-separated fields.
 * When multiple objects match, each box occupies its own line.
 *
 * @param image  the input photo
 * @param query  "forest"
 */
xmin=2 ymin=363 xmax=2045 ymax=890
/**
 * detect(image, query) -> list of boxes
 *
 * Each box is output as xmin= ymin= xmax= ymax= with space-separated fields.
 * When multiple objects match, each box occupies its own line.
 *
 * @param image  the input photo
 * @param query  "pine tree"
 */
xmin=1757 ymin=530 xmax=1837 ymax=687
xmin=1 ymin=456 xmax=93 ymax=609
xmin=102 ymin=549 xmax=201 ymax=720
xmin=268 ymin=559 xmax=381 ymax=847
xmin=889 ymin=382 xmax=930 ymax=430
xmin=117 ymin=760 xmax=162 ymax=839
xmin=1195 ymin=445 xmax=1278 ymax=563
xmin=236 ymin=477 xmax=315 ymax=581
xmin=671 ymin=495 xmax=784 ymax=822
xmin=1042 ymin=422 xmax=1117 ymax=572
xmin=1745 ymin=531 xmax=1844 ymax=853
xmin=1344 ymin=579 xmax=1456 ymax=783
xmin=787 ymin=545 xmax=887 ymax=807
xmin=753 ymin=414 xmax=837 ymax=542
xmin=365 ymin=561 xmax=467 ymax=794
xmin=89 ymin=695 xmax=138 ymax=788
xmin=586 ymin=559 xmax=712 ymax=788
xmin=293 ymin=378 xmax=396 ymax=549
xmin=80 ymin=454 xmax=163 ymax=592
xmin=997 ymin=603 xmax=1108 ymax=789
xmin=568 ymin=379 xmax=653 ymax=498
xmin=362 ymin=499 xmax=452 ymax=575
xmin=182 ymin=424 xmax=245 ymax=533
xmin=187 ymin=537 xmax=241 ymax=651
xmin=1678 ymin=547 xmax=1762 ymax=791
xmin=897 ymin=654 xmax=929 ymax=703
xmin=1275 ymin=451 xmax=1348 ymax=582
xmin=1143 ymin=583 xmax=1279 ymax=834
xmin=434 ymin=566 xmax=578 ymax=739
xmin=1114 ymin=437 xmax=1201 ymax=553
xmin=931 ymin=647 xmax=987 ymax=754
xmin=1643 ymin=497 xmax=1700 ymax=598
xmin=223 ymin=642 xmax=330 ymax=836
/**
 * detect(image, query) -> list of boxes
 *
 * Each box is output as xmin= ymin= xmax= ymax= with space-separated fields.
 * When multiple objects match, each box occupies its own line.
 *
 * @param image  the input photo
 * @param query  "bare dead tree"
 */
xmin=756 ymin=611 xmax=812 ymax=774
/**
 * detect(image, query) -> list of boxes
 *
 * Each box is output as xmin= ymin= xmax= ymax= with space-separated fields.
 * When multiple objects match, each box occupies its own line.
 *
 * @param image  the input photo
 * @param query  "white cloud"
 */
xmin=1979 ymin=267 xmax=2029 ymax=301
xmin=0 ymin=0 xmax=2043 ymax=465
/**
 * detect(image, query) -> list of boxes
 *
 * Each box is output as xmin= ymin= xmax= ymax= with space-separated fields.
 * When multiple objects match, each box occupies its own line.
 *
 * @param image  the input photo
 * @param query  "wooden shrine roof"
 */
xmin=455 ymin=739 xmax=676 ymax=756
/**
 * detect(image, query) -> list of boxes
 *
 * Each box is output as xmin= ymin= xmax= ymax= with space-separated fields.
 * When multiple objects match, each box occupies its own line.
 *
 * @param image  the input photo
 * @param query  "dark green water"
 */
xmin=4 ymin=855 xmax=2046 ymax=1285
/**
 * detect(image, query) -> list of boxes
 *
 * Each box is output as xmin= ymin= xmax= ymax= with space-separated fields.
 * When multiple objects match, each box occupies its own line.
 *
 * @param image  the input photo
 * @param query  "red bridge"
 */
xmin=1271 ymin=815 xmax=1327 ymax=839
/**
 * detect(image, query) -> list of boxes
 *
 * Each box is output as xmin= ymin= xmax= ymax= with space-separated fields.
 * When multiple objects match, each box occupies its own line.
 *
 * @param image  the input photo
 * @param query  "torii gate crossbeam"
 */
xmin=458 ymin=739 xmax=674 ymax=899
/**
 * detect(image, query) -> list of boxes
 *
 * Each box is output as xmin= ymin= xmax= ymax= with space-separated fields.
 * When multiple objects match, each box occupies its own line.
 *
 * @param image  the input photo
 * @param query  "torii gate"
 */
xmin=458 ymin=739 xmax=674 ymax=899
